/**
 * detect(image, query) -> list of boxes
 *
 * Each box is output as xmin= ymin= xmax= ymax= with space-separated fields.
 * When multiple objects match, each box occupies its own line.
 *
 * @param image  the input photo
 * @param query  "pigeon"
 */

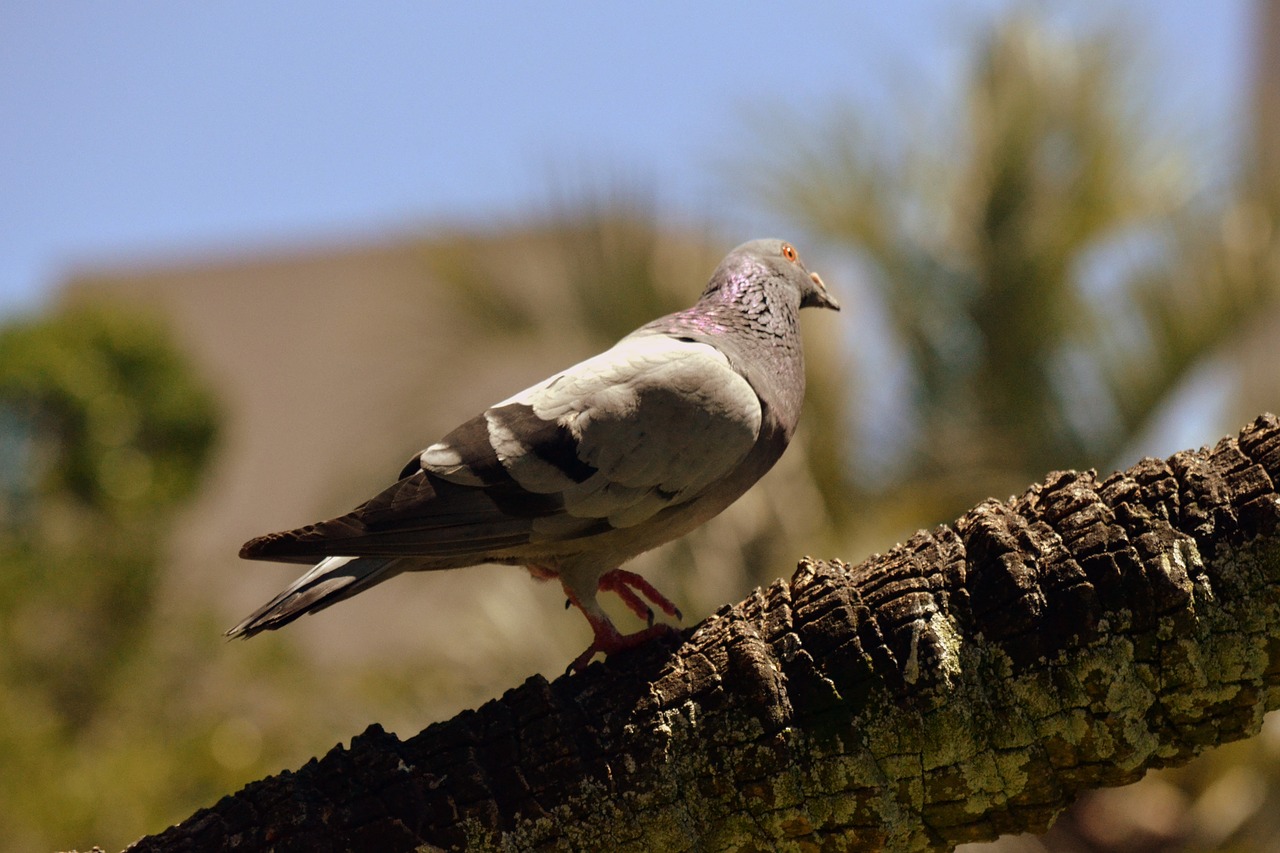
xmin=229 ymin=238 xmax=839 ymax=672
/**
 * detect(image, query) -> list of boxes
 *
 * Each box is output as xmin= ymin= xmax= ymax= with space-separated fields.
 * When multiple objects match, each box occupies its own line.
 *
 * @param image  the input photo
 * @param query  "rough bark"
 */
xmin=128 ymin=414 xmax=1280 ymax=852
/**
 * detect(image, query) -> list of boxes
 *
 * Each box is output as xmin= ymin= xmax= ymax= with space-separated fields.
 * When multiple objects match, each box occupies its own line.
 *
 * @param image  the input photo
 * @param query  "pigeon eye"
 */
xmin=781 ymin=243 xmax=798 ymax=262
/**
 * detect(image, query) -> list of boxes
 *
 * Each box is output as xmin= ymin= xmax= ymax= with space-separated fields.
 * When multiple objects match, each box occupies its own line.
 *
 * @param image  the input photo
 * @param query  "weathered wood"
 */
xmin=128 ymin=414 xmax=1280 ymax=852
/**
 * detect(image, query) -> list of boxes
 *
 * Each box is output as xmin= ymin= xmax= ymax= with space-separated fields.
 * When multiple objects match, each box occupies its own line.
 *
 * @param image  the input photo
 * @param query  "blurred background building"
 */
xmin=2 ymin=3 xmax=1280 ymax=851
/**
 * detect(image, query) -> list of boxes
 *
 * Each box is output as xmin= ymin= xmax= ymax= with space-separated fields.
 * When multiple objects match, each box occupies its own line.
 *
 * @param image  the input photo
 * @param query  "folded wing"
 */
xmin=240 ymin=334 xmax=763 ymax=562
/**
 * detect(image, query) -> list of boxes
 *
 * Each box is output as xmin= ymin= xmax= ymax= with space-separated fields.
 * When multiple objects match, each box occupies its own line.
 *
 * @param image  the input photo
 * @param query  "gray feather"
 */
xmin=231 ymin=238 xmax=838 ymax=643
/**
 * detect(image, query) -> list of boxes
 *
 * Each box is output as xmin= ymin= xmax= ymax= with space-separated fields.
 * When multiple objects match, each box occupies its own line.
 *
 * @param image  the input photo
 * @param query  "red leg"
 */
xmin=599 ymin=569 xmax=682 ymax=621
xmin=563 ymin=584 xmax=679 ymax=673
xmin=606 ymin=579 xmax=654 ymax=625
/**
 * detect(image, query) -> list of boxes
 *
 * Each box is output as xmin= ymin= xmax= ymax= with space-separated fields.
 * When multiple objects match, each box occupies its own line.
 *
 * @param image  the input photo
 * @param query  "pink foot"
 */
xmin=598 ymin=569 xmax=683 ymax=622
xmin=566 ymin=620 xmax=679 ymax=674
xmin=562 ymin=579 xmax=683 ymax=674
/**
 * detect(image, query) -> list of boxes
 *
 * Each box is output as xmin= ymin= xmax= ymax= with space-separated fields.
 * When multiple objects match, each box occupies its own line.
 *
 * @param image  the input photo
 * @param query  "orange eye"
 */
xmin=781 ymin=243 xmax=798 ymax=262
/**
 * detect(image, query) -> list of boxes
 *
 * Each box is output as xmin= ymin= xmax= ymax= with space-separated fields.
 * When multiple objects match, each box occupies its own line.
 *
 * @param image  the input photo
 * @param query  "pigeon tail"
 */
xmin=225 ymin=556 xmax=398 ymax=639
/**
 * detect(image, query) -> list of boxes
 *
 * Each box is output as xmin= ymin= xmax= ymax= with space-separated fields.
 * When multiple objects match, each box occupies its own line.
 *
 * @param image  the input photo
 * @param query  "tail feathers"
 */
xmin=226 ymin=556 xmax=398 ymax=640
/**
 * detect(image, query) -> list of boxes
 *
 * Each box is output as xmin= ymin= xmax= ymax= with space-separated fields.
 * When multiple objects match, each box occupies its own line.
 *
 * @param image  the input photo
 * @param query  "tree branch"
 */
xmin=129 ymin=414 xmax=1280 ymax=852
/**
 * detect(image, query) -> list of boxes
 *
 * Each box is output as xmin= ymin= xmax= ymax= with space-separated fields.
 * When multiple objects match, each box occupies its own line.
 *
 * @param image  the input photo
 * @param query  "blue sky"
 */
xmin=0 ymin=2 xmax=1253 ymax=316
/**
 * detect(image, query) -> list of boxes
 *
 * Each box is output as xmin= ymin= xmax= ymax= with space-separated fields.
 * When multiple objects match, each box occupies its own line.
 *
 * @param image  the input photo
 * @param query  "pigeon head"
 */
xmin=709 ymin=239 xmax=840 ymax=313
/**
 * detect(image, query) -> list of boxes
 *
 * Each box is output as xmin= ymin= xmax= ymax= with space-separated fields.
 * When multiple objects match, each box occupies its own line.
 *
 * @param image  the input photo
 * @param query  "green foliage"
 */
xmin=741 ymin=17 xmax=1279 ymax=527
xmin=0 ymin=302 xmax=370 ymax=852
xmin=0 ymin=304 xmax=219 ymax=722
xmin=0 ymin=303 xmax=217 ymax=519
xmin=0 ymin=303 xmax=228 ymax=849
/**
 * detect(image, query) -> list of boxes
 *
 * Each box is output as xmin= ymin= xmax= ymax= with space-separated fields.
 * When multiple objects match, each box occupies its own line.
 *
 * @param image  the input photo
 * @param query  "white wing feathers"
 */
xmin=422 ymin=334 xmax=763 ymax=531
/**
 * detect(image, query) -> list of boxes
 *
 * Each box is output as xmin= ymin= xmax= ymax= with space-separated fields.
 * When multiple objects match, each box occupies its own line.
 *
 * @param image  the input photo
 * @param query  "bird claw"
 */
xmin=566 ymin=622 xmax=680 ymax=675
xmin=598 ymin=569 xmax=682 ymax=623
xmin=561 ymin=569 xmax=685 ymax=673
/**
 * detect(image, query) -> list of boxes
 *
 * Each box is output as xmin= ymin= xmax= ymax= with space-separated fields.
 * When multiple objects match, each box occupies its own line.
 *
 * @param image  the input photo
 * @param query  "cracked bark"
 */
xmin=128 ymin=414 xmax=1280 ymax=852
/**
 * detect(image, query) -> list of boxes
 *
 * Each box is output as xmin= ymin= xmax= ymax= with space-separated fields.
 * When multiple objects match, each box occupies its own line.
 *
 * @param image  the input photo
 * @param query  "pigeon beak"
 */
xmin=805 ymin=272 xmax=840 ymax=311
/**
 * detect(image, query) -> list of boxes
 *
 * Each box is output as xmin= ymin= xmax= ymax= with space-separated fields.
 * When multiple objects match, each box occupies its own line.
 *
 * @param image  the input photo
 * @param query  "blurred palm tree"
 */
xmin=740 ymin=17 xmax=1280 ymax=536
